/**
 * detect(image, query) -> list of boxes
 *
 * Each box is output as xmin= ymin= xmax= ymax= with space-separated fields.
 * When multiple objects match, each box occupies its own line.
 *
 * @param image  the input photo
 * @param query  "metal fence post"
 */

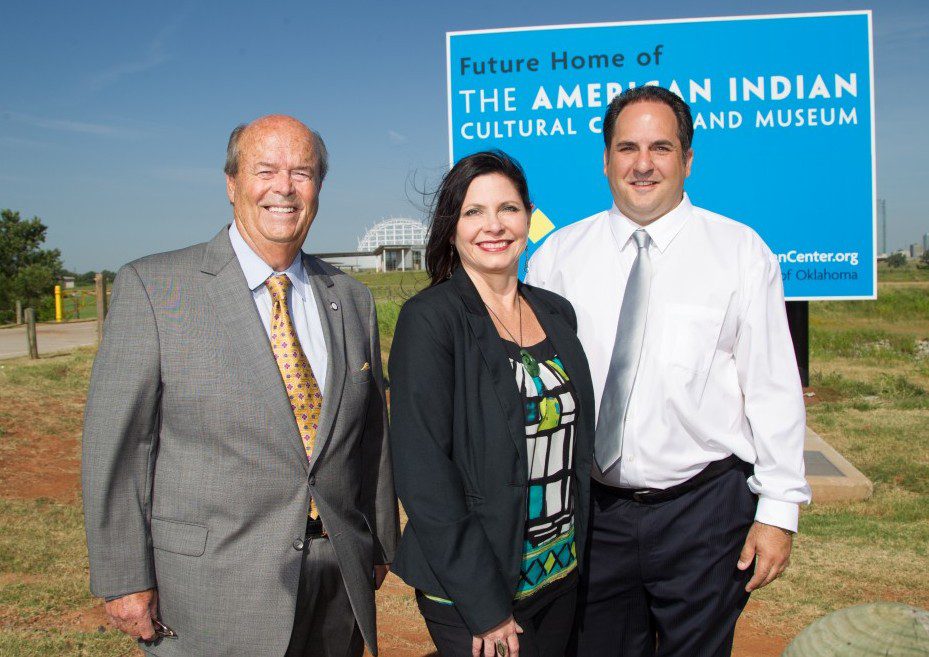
xmin=54 ymin=285 xmax=63 ymax=322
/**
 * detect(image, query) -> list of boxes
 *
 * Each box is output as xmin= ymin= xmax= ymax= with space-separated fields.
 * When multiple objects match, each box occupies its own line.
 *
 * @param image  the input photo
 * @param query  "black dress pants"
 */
xmin=418 ymin=578 xmax=577 ymax=657
xmin=285 ymin=536 xmax=364 ymax=657
xmin=572 ymin=467 xmax=757 ymax=657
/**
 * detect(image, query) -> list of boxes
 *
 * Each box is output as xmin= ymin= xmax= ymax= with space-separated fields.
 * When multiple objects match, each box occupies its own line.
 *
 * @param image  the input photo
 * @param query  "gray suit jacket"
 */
xmin=82 ymin=227 xmax=399 ymax=656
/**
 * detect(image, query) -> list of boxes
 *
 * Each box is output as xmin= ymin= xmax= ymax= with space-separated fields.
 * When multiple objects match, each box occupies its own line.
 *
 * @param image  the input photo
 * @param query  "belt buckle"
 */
xmin=632 ymin=489 xmax=652 ymax=503
xmin=305 ymin=517 xmax=327 ymax=539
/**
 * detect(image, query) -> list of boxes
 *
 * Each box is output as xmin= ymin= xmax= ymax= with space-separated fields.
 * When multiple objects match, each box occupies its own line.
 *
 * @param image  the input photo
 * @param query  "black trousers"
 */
xmin=285 ymin=536 xmax=364 ymax=657
xmin=572 ymin=467 xmax=757 ymax=657
xmin=418 ymin=581 xmax=577 ymax=657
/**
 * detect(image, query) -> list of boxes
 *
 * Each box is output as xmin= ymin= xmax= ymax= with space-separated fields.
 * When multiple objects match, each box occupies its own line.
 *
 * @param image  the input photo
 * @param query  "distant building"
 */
xmin=314 ymin=217 xmax=428 ymax=272
xmin=923 ymin=233 xmax=928 ymax=252
xmin=311 ymin=250 xmax=379 ymax=272
xmin=61 ymin=276 xmax=76 ymax=289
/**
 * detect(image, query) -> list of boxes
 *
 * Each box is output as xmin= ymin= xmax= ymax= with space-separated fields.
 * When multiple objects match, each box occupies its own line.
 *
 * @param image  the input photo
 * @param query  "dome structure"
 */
xmin=357 ymin=218 xmax=428 ymax=251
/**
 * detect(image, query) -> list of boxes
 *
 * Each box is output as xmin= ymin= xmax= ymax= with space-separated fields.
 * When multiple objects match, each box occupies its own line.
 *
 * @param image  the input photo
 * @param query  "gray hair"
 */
xmin=223 ymin=122 xmax=329 ymax=185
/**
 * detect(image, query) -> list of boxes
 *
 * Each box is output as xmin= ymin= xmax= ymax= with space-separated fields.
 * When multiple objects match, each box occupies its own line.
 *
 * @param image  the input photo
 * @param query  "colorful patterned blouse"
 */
xmin=422 ymin=336 xmax=579 ymax=608
xmin=503 ymin=337 xmax=579 ymax=600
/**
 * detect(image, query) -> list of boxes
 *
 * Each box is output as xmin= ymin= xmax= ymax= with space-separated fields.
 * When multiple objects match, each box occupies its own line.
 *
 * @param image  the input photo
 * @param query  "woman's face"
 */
xmin=454 ymin=173 xmax=530 ymax=279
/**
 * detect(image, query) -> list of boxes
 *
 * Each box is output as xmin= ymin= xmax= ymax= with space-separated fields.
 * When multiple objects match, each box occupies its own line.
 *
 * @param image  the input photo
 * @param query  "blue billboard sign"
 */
xmin=447 ymin=12 xmax=876 ymax=300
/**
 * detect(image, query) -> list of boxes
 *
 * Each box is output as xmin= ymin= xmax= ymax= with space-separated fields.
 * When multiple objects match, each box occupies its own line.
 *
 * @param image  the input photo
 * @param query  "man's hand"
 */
xmin=104 ymin=588 xmax=158 ymax=641
xmin=374 ymin=564 xmax=390 ymax=590
xmin=737 ymin=521 xmax=793 ymax=592
xmin=472 ymin=615 xmax=523 ymax=657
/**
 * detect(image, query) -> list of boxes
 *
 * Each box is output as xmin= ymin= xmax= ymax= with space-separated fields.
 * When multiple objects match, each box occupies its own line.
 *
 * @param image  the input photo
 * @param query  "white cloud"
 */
xmin=0 ymin=135 xmax=52 ymax=148
xmin=388 ymin=130 xmax=408 ymax=145
xmin=86 ymin=6 xmax=191 ymax=91
xmin=4 ymin=112 xmax=136 ymax=137
xmin=874 ymin=11 xmax=929 ymax=64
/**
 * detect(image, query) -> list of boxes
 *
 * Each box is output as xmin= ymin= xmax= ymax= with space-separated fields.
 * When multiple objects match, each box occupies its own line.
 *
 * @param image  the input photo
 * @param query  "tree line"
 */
xmin=0 ymin=208 xmax=113 ymax=323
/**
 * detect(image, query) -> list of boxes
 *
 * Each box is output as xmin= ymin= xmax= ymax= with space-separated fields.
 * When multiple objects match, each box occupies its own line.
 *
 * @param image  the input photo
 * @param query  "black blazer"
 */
xmin=389 ymin=267 xmax=595 ymax=635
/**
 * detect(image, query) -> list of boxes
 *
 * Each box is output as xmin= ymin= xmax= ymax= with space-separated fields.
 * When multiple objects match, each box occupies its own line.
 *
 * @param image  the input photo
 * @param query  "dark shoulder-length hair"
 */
xmin=425 ymin=149 xmax=532 ymax=286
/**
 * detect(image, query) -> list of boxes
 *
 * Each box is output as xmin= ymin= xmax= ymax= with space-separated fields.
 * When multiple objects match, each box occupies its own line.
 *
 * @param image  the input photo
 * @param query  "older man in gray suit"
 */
xmin=82 ymin=114 xmax=399 ymax=657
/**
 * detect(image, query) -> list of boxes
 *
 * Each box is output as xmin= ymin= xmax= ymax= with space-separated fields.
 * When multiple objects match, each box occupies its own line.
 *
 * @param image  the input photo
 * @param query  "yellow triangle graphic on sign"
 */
xmin=529 ymin=208 xmax=555 ymax=244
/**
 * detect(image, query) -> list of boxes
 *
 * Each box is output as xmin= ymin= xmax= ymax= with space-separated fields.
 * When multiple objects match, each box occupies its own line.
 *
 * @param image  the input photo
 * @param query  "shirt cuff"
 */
xmin=103 ymin=588 xmax=154 ymax=602
xmin=754 ymin=497 xmax=799 ymax=533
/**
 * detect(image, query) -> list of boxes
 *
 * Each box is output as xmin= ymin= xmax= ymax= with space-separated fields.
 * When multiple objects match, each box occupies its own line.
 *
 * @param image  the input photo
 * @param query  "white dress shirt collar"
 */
xmin=228 ymin=221 xmax=309 ymax=302
xmin=607 ymin=192 xmax=693 ymax=254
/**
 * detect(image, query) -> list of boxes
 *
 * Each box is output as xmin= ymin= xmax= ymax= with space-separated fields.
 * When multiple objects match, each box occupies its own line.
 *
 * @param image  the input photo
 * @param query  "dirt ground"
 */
xmin=0 ymin=382 xmax=790 ymax=656
xmin=365 ymin=590 xmax=787 ymax=657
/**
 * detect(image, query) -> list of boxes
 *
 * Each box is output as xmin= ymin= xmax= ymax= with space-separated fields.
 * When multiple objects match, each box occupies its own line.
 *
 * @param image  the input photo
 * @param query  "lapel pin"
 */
xmin=330 ymin=302 xmax=339 ymax=310
xmin=361 ymin=362 xmax=370 ymax=371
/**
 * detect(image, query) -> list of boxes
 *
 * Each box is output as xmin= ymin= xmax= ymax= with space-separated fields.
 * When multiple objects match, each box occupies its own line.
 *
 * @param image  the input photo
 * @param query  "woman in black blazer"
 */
xmin=389 ymin=151 xmax=595 ymax=657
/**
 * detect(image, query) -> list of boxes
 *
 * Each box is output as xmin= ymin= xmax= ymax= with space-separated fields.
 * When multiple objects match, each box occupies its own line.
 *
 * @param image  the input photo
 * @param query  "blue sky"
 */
xmin=1 ymin=0 xmax=926 ymax=271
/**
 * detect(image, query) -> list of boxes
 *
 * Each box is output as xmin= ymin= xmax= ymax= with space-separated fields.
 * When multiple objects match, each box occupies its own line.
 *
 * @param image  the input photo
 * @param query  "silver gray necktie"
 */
xmin=595 ymin=228 xmax=652 ymax=474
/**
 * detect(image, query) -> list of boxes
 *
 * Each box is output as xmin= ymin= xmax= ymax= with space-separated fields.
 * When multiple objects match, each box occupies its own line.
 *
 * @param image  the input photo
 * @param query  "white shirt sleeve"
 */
xmin=735 ymin=243 xmax=812 ymax=532
xmin=525 ymin=236 xmax=557 ymax=289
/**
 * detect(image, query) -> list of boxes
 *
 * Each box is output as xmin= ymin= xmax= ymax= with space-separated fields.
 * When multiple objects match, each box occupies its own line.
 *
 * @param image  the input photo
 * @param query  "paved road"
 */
xmin=0 ymin=321 xmax=98 ymax=359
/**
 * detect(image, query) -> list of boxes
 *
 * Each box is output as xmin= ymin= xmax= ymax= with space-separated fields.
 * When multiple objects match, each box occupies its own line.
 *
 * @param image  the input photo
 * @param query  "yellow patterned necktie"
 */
xmin=266 ymin=274 xmax=322 ymax=518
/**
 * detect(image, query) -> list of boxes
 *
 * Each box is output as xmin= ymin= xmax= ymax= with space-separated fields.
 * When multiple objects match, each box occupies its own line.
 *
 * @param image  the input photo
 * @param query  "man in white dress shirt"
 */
xmin=526 ymin=86 xmax=811 ymax=656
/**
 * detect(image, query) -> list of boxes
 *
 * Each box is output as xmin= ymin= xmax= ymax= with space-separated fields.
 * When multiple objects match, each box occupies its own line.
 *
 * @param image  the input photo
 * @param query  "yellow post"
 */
xmin=54 ymin=285 xmax=62 ymax=322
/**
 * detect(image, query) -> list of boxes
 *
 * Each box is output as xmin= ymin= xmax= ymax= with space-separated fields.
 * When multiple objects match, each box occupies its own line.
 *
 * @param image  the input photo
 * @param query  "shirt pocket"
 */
xmin=660 ymin=302 xmax=725 ymax=377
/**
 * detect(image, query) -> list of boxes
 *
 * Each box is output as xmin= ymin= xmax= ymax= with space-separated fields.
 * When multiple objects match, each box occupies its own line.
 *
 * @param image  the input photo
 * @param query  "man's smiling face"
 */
xmin=226 ymin=115 xmax=321 ymax=253
xmin=603 ymin=100 xmax=693 ymax=225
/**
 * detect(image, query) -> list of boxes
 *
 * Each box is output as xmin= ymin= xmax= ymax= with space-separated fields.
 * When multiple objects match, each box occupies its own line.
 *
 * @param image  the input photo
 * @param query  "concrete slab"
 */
xmin=0 ymin=320 xmax=97 ymax=360
xmin=804 ymin=427 xmax=873 ymax=503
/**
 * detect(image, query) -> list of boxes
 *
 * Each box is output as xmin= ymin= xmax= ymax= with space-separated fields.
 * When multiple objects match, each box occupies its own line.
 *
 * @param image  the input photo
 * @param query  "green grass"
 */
xmin=815 ymin=285 xmax=929 ymax=322
xmin=811 ymin=371 xmax=928 ymax=406
xmin=810 ymin=326 xmax=919 ymax=362
xmin=351 ymin=271 xmax=429 ymax=345
xmin=2 ymin=286 xmax=106 ymax=325
xmin=0 ymin=499 xmax=103 ymax=632
xmin=376 ymin=300 xmax=402 ymax=339
xmin=352 ymin=271 xmax=429 ymax=306
xmin=0 ymin=349 xmax=93 ymax=462
xmin=57 ymin=288 xmax=103 ymax=321
xmin=876 ymin=262 xmax=929 ymax=282
xmin=0 ymin=632 xmax=133 ymax=657
xmin=746 ymin=277 xmax=929 ymax=633
xmin=0 ymin=352 xmax=135 ymax=654
xmin=0 ymin=499 xmax=87 ymax=575
xmin=0 ymin=348 xmax=94 ymax=394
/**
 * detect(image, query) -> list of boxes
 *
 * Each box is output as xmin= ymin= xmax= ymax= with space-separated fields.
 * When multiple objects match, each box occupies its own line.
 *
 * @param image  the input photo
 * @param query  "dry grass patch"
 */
xmin=0 ymin=500 xmax=96 ymax=625
xmin=767 ymin=291 xmax=929 ymax=635
xmin=0 ymin=630 xmax=133 ymax=657
xmin=754 ymin=489 xmax=929 ymax=633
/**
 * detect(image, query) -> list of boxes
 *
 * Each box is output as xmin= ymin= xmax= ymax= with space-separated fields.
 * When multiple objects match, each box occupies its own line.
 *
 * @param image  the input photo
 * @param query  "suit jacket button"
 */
xmin=293 ymin=539 xmax=304 ymax=551
xmin=309 ymin=475 xmax=316 ymax=486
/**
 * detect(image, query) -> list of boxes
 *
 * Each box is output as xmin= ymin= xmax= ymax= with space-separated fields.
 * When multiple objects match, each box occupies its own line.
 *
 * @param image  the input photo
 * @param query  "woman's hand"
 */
xmin=472 ymin=615 xmax=523 ymax=657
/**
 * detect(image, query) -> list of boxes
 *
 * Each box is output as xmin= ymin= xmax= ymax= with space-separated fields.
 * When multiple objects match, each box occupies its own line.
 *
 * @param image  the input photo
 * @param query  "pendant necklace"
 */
xmin=485 ymin=295 xmax=541 ymax=377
